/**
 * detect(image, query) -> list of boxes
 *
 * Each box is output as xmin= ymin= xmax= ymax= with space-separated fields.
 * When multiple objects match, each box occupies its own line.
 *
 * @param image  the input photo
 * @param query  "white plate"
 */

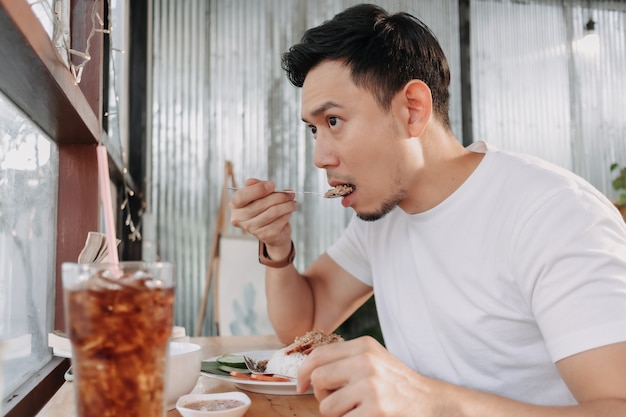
xmin=202 ymin=350 xmax=312 ymax=395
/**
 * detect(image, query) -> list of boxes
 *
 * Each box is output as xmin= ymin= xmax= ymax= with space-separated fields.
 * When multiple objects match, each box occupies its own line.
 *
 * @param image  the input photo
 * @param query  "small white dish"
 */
xmin=166 ymin=342 xmax=202 ymax=409
xmin=176 ymin=392 xmax=251 ymax=417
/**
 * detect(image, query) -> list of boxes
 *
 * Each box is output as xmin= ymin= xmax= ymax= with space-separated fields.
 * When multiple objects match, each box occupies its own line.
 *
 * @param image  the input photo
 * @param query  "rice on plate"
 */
xmin=264 ymin=330 xmax=343 ymax=379
xmin=265 ymin=350 xmax=307 ymax=379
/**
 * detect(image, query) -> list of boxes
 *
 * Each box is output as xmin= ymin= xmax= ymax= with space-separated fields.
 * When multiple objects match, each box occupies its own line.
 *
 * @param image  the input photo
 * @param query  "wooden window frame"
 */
xmin=0 ymin=1 xmax=120 ymax=415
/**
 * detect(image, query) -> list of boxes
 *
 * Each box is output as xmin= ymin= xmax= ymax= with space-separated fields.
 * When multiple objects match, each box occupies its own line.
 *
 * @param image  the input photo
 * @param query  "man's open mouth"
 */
xmin=324 ymin=184 xmax=355 ymax=198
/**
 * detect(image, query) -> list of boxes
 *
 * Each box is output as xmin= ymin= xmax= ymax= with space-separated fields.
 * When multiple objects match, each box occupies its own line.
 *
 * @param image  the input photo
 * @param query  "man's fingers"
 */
xmin=243 ymin=178 xmax=262 ymax=187
xmin=319 ymin=387 xmax=361 ymax=417
xmin=296 ymin=342 xmax=357 ymax=395
xmin=229 ymin=179 xmax=297 ymax=238
xmin=229 ymin=180 xmax=274 ymax=208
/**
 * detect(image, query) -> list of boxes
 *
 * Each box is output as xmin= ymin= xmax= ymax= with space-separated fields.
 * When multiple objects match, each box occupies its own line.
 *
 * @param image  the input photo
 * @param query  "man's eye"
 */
xmin=328 ymin=117 xmax=339 ymax=128
xmin=308 ymin=125 xmax=317 ymax=136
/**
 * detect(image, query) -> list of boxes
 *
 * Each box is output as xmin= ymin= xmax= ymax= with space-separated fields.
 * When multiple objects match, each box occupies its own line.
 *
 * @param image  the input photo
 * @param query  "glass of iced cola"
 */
xmin=62 ymin=262 xmax=175 ymax=417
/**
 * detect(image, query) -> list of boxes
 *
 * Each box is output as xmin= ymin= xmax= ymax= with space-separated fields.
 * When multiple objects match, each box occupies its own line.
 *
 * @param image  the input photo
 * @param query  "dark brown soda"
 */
xmin=66 ymin=275 xmax=174 ymax=417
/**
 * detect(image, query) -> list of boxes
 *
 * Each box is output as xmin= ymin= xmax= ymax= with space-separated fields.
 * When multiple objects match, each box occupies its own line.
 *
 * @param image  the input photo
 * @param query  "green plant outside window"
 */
xmin=610 ymin=163 xmax=626 ymax=206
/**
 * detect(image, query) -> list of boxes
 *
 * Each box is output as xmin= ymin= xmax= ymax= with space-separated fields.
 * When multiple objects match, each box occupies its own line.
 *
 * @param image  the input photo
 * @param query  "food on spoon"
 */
xmin=324 ymin=184 xmax=354 ymax=198
xmin=264 ymin=329 xmax=344 ymax=378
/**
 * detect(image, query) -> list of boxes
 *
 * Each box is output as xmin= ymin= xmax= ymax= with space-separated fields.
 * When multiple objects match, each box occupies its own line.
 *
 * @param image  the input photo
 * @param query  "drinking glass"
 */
xmin=62 ymin=261 xmax=175 ymax=417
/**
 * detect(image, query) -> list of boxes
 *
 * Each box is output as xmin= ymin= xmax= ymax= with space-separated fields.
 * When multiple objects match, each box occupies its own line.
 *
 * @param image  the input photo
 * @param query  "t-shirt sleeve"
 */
xmin=512 ymin=186 xmax=626 ymax=362
xmin=326 ymin=215 xmax=374 ymax=286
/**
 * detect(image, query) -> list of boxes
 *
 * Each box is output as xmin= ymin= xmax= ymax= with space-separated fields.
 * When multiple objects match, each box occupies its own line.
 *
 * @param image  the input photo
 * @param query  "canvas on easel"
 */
xmin=214 ymin=234 xmax=273 ymax=336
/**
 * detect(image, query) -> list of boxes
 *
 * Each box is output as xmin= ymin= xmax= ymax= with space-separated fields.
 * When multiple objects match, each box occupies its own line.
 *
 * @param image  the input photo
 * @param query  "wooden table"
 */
xmin=36 ymin=335 xmax=321 ymax=417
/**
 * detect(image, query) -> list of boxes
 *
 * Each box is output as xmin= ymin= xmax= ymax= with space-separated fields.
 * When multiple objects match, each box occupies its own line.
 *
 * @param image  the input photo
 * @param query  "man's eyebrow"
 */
xmin=302 ymin=101 xmax=343 ymax=123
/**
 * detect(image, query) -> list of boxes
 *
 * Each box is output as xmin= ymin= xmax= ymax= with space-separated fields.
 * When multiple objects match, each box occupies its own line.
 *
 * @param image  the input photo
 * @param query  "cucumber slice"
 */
xmin=218 ymin=364 xmax=251 ymax=374
xmin=201 ymin=361 xmax=230 ymax=376
xmin=216 ymin=354 xmax=248 ymax=369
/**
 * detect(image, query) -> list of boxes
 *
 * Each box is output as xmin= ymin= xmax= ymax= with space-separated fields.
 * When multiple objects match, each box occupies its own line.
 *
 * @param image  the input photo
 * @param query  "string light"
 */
xmin=577 ymin=0 xmax=600 ymax=57
xmin=30 ymin=0 xmax=143 ymax=243
xmin=580 ymin=17 xmax=599 ymax=56
xmin=65 ymin=1 xmax=110 ymax=83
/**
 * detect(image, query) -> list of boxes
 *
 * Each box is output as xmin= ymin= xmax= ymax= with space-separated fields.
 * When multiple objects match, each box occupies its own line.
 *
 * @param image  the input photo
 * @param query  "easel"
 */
xmin=194 ymin=161 xmax=238 ymax=336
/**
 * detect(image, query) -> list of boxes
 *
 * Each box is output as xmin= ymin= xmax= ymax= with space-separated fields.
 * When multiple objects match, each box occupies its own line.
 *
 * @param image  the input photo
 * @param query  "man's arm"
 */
xmin=454 ymin=341 xmax=626 ymax=416
xmin=555 ymin=341 xmax=626 ymax=411
xmin=297 ymin=339 xmax=626 ymax=417
xmin=265 ymin=252 xmax=372 ymax=343
xmin=229 ymin=179 xmax=372 ymax=343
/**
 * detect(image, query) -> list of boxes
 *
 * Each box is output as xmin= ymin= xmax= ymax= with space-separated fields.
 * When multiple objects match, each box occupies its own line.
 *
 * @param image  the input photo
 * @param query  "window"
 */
xmin=1 ymin=0 xmax=67 ymax=401
xmin=0 ymin=0 xmax=120 ymax=415
xmin=0 ymin=91 xmax=59 ymax=405
xmin=107 ymin=0 xmax=130 ymax=156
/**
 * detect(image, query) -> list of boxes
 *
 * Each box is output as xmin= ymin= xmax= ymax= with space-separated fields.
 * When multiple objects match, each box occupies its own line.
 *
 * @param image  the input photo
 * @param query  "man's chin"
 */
xmin=355 ymin=196 xmax=401 ymax=222
xmin=356 ymin=211 xmax=386 ymax=222
xmin=355 ymin=206 xmax=394 ymax=222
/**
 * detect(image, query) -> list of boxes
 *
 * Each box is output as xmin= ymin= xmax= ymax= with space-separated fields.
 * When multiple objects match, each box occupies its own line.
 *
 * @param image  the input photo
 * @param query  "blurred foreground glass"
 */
xmin=62 ymin=262 xmax=175 ymax=417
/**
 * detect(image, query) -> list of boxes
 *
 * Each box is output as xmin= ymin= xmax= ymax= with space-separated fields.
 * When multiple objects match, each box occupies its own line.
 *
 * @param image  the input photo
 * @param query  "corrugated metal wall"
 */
xmin=148 ymin=0 xmax=208 ymax=335
xmin=472 ymin=0 xmax=626 ymax=195
xmin=148 ymin=0 xmax=460 ymax=336
xmin=147 ymin=0 xmax=626 ymax=336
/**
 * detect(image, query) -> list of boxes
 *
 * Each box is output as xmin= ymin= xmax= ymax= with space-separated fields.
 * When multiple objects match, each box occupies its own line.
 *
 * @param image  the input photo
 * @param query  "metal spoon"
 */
xmin=228 ymin=187 xmax=327 ymax=197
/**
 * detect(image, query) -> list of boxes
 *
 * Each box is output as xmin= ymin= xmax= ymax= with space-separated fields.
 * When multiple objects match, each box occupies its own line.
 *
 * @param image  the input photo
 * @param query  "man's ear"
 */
xmin=404 ymin=80 xmax=432 ymax=137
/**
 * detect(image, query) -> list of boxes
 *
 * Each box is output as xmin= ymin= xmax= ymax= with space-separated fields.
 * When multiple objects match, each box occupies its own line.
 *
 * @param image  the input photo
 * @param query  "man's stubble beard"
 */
xmin=356 ymin=191 xmax=405 ymax=222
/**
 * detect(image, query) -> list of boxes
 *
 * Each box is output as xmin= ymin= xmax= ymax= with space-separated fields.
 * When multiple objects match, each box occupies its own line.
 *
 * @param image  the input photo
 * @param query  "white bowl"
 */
xmin=166 ymin=342 xmax=202 ymax=409
xmin=176 ymin=392 xmax=251 ymax=417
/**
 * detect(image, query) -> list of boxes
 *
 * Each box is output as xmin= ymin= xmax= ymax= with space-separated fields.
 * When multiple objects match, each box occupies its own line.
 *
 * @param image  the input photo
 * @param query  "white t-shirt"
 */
xmin=327 ymin=142 xmax=626 ymax=405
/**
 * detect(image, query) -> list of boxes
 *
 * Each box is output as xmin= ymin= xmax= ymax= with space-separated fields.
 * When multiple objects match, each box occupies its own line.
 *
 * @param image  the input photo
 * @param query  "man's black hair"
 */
xmin=281 ymin=3 xmax=451 ymax=129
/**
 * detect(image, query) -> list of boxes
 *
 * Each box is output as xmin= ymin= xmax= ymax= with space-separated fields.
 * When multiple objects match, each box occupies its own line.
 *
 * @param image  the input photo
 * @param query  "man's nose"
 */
xmin=313 ymin=134 xmax=339 ymax=169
